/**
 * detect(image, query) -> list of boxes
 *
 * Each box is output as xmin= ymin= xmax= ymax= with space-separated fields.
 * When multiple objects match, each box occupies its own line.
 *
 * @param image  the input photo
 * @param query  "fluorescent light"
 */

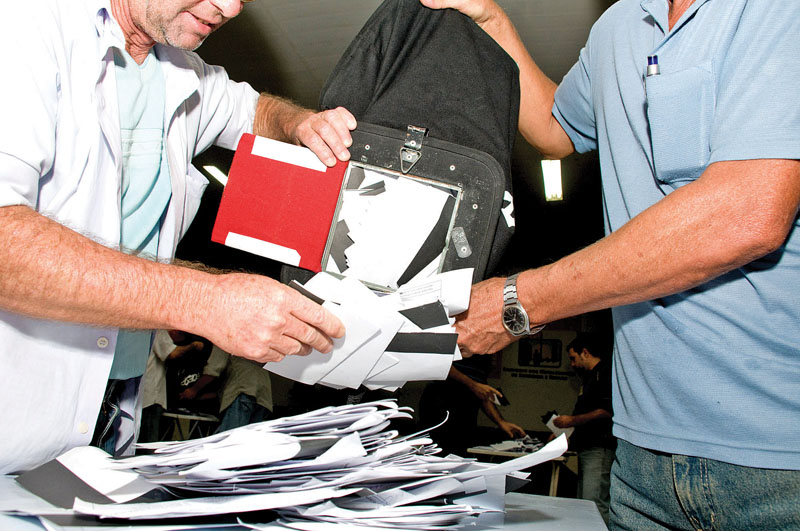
xmin=203 ymin=165 xmax=228 ymax=186
xmin=541 ymin=159 xmax=563 ymax=201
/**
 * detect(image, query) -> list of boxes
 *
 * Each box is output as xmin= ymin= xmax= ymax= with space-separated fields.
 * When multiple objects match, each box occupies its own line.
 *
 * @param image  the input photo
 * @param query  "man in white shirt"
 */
xmin=0 ymin=0 xmax=356 ymax=474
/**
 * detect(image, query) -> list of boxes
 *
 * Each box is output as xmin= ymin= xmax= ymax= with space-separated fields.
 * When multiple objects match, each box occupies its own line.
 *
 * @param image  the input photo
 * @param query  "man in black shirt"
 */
xmin=419 ymin=356 xmax=525 ymax=456
xmin=554 ymin=332 xmax=615 ymax=524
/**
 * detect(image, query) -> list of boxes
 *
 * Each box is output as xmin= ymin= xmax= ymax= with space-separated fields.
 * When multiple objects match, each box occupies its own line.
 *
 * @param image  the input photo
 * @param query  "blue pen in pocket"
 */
xmin=647 ymin=55 xmax=660 ymax=77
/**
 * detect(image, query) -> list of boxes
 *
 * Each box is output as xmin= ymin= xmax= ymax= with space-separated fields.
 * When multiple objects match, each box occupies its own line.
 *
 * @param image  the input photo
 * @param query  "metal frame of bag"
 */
xmin=310 ymin=121 xmax=506 ymax=289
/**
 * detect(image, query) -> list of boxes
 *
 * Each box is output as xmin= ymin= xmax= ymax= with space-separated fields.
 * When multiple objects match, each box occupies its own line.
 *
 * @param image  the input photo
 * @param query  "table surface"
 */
xmin=468 ymin=447 xmax=576 ymax=460
xmin=160 ymin=411 xmax=220 ymax=422
xmin=0 ymin=476 xmax=607 ymax=530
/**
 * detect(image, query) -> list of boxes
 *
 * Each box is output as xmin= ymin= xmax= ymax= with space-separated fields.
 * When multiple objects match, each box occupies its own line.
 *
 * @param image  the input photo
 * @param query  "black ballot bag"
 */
xmin=281 ymin=0 xmax=520 ymax=287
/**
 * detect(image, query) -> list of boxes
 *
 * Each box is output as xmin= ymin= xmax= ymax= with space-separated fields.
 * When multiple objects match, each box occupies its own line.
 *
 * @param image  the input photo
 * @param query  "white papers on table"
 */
xmin=267 ymin=269 xmax=472 ymax=391
xmin=54 ymin=446 xmax=159 ymax=504
xmin=73 ymin=487 xmax=360 ymax=520
xmin=15 ymin=400 xmax=568 ymax=529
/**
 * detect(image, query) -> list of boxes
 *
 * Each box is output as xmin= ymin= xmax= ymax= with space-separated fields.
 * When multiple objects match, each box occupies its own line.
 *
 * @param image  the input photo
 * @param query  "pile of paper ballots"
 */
xmin=267 ymin=268 xmax=474 ymax=392
xmin=17 ymin=400 xmax=567 ymax=529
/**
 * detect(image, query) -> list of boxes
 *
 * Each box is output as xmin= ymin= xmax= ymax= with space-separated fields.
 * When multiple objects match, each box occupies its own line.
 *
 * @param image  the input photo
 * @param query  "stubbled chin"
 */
xmin=164 ymin=31 xmax=208 ymax=51
xmin=165 ymin=13 xmax=213 ymax=50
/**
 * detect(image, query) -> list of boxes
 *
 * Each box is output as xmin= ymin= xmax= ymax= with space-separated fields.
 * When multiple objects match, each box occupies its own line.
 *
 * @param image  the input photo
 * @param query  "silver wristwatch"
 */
xmin=502 ymin=273 xmax=545 ymax=337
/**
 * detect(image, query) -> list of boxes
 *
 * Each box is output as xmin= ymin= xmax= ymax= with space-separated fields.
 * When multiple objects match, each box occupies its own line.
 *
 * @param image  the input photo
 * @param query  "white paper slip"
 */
xmin=546 ymin=414 xmax=575 ymax=439
xmin=265 ymin=301 xmax=379 ymax=386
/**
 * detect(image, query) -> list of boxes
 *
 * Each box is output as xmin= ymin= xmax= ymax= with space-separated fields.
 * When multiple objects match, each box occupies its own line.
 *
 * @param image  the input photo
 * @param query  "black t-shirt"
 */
xmin=571 ymin=358 xmax=616 ymax=451
xmin=165 ymin=339 xmax=216 ymax=412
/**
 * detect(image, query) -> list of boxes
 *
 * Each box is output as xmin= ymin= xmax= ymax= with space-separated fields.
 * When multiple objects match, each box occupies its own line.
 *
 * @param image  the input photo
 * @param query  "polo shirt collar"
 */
xmin=640 ymin=0 xmax=711 ymax=35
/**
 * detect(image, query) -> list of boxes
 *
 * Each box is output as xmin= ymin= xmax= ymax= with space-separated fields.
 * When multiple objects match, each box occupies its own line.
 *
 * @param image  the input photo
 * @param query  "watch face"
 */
xmin=503 ymin=306 xmax=529 ymax=336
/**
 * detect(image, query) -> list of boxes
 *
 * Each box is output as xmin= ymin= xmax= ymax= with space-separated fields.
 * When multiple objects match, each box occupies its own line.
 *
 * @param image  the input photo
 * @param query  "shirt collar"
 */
xmin=87 ymin=0 xmax=126 ymax=55
xmin=84 ymin=0 xmax=201 ymax=121
xmin=640 ymin=0 xmax=711 ymax=35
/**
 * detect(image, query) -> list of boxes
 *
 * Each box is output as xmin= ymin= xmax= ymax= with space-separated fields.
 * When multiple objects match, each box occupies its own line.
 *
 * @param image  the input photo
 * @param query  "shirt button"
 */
xmin=78 ymin=422 xmax=89 ymax=434
xmin=97 ymin=337 xmax=109 ymax=348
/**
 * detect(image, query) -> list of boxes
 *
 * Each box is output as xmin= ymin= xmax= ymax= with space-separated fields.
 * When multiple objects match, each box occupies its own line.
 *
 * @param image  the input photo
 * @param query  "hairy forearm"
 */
xmin=0 ymin=205 xmax=212 ymax=332
xmin=1 ymin=206 xmax=346 ymax=363
xmin=519 ymin=159 xmax=800 ymax=326
xmin=253 ymin=93 xmax=312 ymax=144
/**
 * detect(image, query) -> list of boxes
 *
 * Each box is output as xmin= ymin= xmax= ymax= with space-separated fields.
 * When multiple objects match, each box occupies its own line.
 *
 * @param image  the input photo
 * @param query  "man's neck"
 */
xmin=585 ymin=357 xmax=602 ymax=372
xmin=668 ymin=0 xmax=696 ymax=30
xmin=110 ymin=0 xmax=156 ymax=64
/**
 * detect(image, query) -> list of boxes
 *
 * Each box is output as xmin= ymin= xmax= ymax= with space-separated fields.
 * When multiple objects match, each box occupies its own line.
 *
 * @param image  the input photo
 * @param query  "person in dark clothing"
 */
xmin=164 ymin=331 xmax=220 ymax=416
xmin=419 ymin=356 xmax=525 ymax=456
xmin=554 ymin=332 xmax=615 ymax=524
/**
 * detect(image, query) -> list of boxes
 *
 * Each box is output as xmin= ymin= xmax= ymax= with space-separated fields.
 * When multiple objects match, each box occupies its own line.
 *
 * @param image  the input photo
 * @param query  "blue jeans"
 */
xmin=578 ymin=446 xmax=615 ymax=524
xmin=215 ymin=394 xmax=270 ymax=434
xmin=610 ymin=439 xmax=800 ymax=530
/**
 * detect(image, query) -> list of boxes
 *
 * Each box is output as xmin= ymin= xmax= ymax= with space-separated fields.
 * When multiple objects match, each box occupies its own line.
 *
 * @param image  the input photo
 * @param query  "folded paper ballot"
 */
xmin=13 ymin=400 xmax=568 ymax=529
xmin=268 ymin=269 xmax=472 ymax=391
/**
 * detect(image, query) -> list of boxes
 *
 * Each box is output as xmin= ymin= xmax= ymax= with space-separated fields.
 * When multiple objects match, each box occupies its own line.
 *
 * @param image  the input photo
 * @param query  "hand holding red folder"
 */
xmin=290 ymin=106 xmax=357 ymax=167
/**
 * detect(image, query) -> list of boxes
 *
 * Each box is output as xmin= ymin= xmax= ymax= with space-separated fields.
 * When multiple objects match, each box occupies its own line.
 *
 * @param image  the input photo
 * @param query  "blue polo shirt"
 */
xmin=552 ymin=0 xmax=800 ymax=468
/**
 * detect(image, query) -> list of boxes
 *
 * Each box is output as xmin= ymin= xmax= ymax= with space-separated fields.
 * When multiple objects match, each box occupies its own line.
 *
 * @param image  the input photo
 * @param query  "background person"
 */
xmin=206 ymin=347 xmax=274 ymax=434
xmin=165 ymin=332 xmax=223 ymax=416
xmin=419 ymin=357 xmax=526 ymax=456
xmin=553 ymin=332 xmax=614 ymax=524
xmin=139 ymin=330 xmax=179 ymax=443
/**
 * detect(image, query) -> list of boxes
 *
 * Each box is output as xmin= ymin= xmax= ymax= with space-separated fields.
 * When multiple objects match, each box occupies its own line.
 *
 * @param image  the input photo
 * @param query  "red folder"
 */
xmin=211 ymin=133 xmax=348 ymax=272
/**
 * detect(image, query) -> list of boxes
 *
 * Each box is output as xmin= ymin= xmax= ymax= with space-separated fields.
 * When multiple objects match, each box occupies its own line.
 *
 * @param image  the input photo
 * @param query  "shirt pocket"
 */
xmin=645 ymin=61 xmax=715 ymax=187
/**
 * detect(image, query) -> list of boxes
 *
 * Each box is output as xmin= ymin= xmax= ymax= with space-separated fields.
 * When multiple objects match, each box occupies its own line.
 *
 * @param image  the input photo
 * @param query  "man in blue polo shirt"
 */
xmin=421 ymin=0 xmax=800 ymax=528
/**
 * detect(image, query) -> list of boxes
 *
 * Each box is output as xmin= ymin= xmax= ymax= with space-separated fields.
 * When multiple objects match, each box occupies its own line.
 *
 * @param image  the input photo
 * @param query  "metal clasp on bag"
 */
xmin=400 ymin=125 xmax=427 ymax=174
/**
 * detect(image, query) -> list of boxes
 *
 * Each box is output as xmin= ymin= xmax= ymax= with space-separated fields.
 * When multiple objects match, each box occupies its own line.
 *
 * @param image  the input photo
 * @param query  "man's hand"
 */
xmin=293 ymin=107 xmax=357 ymax=167
xmin=191 ymin=273 xmax=345 ymax=364
xmin=178 ymin=387 xmax=198 ymax=402
xmin=499 ymin=420 xmax=527 ymax=439
xmin=470 ymin=381 xmax=503 ymax=403
xmin=254 ymin=95 xmax=357 ymax=167
xmin=455 ymin=277 xmax=514 ymax=356
xmin=418 ymin=0 xmax=501 ymax=27
xmin=166 ymin=339 xmax=206 ymax=362
xmin=552 ymin=415 xmax=574 ymax=429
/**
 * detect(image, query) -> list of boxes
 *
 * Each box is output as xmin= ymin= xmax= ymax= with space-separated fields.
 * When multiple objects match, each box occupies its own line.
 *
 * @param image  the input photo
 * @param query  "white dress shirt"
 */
xmin=0 ymin=0 xmax=259 ymax=473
